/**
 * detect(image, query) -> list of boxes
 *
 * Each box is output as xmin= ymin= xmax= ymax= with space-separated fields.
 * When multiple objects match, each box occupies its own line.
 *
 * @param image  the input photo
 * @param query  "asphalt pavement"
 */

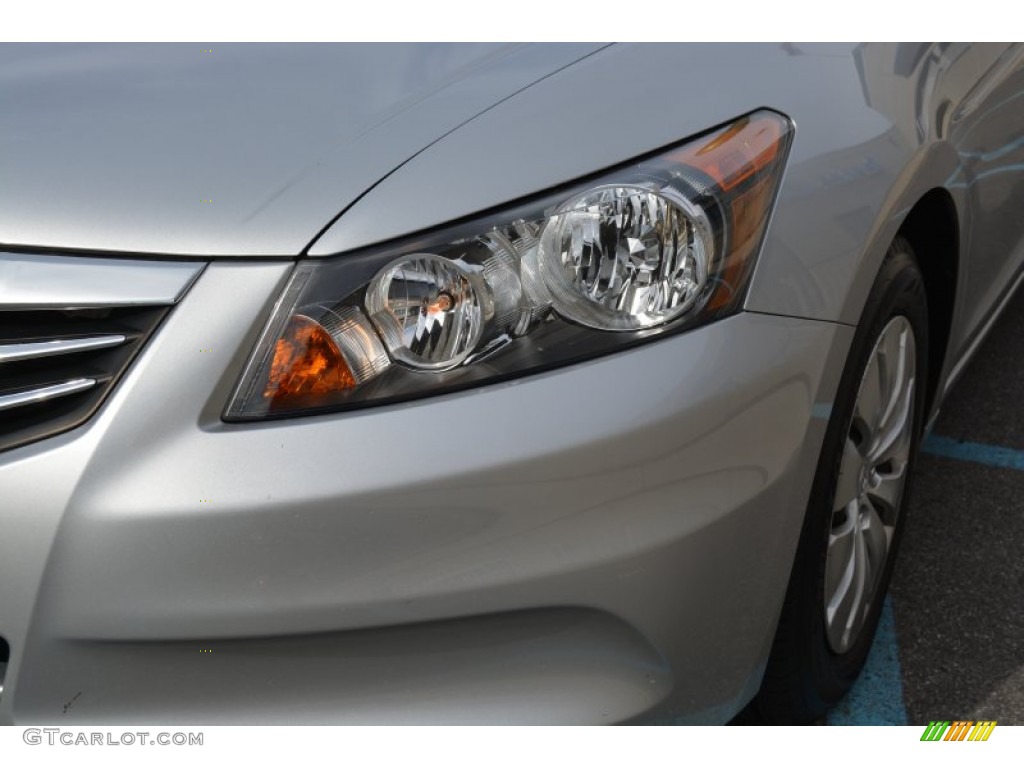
xmin=828 ymin=289 xmax=1024 ymax=726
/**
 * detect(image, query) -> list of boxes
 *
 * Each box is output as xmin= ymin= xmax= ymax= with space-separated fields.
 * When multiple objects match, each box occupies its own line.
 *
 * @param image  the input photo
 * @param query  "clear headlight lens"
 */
xmin=226 ymin=110 xmax=793 ymax=420
xmin=539 ymin=184 xmax=713 ymax=330
xmin=365 ymin=253 xmax=485 ymax=370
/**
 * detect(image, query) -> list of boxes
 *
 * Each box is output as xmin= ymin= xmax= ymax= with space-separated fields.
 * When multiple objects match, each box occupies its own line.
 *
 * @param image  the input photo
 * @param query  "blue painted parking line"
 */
xmin=922 ymin=435 xmax=1024 ymax=471
xmin=827 ymin=596 xmax=908 ymax=725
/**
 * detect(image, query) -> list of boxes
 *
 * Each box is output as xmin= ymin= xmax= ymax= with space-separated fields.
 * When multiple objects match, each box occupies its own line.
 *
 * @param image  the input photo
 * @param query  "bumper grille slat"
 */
xmin=0 ymin=378 xmax=97 ymax=412
xmin=0 ymin=334 xmax=127 ymax=363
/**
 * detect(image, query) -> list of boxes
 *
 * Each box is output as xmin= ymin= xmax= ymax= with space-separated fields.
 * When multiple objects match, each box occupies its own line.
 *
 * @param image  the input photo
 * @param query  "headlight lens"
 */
xmin=226 ymin=110 xmax=792 ymax=421
xmin=365 ymin=253 xmax=485 ymax=370
xmin=539 ymin=184 xmax=713 ymax=331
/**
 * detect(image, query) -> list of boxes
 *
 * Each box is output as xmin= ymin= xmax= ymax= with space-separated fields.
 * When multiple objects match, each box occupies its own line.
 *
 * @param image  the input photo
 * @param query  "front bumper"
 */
xmin=0 ymin=261 xmax=853 ymax=724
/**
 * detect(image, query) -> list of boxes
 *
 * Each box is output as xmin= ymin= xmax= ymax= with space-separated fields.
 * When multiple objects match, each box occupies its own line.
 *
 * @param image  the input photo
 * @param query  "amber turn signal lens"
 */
xmin=670 ymin=113 xmax=784 ymax=192
xmin=262 ymin=314 xmax=356 ymax=407
xmin=670 ymin=112 xmax=789 ymax=312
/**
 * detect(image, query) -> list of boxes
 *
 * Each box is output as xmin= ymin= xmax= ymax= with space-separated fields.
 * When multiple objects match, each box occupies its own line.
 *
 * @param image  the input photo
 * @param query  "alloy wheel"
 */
xmin=824 ymin=315 xmax=916 ymax=654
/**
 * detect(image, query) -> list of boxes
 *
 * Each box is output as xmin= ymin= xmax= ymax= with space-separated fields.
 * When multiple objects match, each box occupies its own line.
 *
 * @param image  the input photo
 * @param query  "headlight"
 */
xmin=226 ymin=110 xmax=793 ymax=420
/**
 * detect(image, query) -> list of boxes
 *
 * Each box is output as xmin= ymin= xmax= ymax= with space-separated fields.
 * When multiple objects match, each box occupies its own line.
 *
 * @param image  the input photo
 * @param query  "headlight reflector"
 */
xmin=366 ymin=253 xmax=485 ymax=371
xmin=539 ymin=184 xmax=713 ymax=331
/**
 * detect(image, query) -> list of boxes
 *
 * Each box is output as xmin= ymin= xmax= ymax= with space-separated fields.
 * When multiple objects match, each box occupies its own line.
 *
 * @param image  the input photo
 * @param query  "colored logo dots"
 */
xmin=920 ymin=721 xmax=997 ymax=741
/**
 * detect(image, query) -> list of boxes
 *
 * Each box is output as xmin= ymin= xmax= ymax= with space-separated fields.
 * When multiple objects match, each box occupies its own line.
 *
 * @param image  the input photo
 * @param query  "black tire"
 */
xmin=749 ymin=237 xmax=929 ymax=723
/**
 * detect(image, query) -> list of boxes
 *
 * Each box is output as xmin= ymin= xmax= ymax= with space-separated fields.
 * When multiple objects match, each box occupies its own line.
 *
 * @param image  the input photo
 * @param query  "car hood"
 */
xmin=0 ymin=43 xmax=605 ymax=257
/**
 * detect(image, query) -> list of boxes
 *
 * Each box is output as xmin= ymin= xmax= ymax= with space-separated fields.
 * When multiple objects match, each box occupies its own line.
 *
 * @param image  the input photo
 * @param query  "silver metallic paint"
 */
xmin=0 ymin=43 xmax=606 ymax=256
xmin=0 ymin=42 xmax=1021 ymax=724
xmin=3 ymin=259 xmax=852 ymax=722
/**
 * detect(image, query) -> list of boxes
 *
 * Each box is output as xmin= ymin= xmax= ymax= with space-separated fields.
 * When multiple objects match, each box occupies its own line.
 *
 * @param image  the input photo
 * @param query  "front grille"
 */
xmin=0 ymin=306 xmax=169 ymax=452
xmin=0 ymin=252 xmax=204 ymax=453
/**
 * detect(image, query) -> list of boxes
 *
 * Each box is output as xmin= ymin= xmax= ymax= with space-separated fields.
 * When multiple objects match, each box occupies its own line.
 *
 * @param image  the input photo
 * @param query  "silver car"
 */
xmin=0 ymin=42 xmax=1021 ymax=725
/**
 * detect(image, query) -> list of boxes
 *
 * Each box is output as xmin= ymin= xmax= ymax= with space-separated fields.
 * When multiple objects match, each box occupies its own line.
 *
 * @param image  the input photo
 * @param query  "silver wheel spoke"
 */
xmin=876 ymin=322 xmax=906 ymax=432
xmin=825 ymin=503 xmax=859 ymax=648
xmin=841 ymin=519 xmax=869 ymax=648
xmin=824 ymin=315 xmax=916 ymax=654
xmin=853 ymin=354 xmax=885 ymax=436
xmin=870 ymin=386 xmax=914 ymax=465
xmin=870 ymin=326 xmax=915 ymax=464
xmin=834 ymin=438 xmax=865 ymax=510
xmin=860 ymin=500 xmax=889 ymax=582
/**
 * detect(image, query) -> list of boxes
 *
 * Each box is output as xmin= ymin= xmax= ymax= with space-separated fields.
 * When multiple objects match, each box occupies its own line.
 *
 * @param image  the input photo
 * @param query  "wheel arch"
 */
xmin=829 ymin=140 xmax=967 ymax=422
xmin=895 ymin=188 xmax=960 ymax=421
